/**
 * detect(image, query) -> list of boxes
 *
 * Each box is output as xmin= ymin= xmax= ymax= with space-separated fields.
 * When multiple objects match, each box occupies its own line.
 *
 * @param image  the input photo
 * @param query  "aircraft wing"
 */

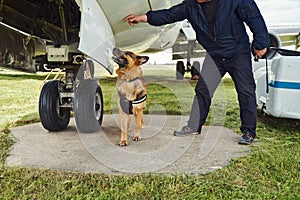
xmin=268 ymin=24 xmax=300 ymax=49
xmin=0 ymin=0 xmax=80 ymax=44
xmin=0 ymin=0 xmax=81 ymax=72
xmin=1 ymin=0 xmax=298 ymax=74
xmin=0 ymin=0 xmax=183 ymax=74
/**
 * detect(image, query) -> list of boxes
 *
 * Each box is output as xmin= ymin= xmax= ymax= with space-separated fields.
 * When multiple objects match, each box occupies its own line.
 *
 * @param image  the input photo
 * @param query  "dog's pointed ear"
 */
xmin=138 ymin=56 xmax=149 ymax=65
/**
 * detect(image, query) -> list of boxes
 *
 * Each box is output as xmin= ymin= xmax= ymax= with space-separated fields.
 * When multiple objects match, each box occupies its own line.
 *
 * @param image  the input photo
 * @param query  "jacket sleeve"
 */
xmin=237 ymin=0 xmax=270 ymax=50
xmin=146 ymin=3 xmax=187 ymax=26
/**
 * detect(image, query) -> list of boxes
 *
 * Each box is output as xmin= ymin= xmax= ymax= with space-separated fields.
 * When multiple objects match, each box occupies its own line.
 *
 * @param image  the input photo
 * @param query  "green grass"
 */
xmin=0 ymin=68 xmax=299 ymax=199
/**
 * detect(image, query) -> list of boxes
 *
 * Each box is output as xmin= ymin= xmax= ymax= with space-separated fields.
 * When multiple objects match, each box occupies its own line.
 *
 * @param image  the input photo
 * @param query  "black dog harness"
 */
xmin=118 ymin=77 xmax=147 ymax=115
xmin=119 ymin=92 xmax=147 ymax=115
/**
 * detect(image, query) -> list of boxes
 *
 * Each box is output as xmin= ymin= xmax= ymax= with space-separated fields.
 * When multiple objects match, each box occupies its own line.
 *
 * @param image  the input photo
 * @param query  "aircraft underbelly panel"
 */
xmin=97 ymin=0 xmax=182 ymax=52
xmin=78 ymin=0 xmax=114 ymax=74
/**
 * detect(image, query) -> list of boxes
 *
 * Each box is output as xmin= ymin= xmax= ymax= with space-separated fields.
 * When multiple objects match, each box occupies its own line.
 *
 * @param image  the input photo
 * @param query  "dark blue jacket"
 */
xmin=146 ymin=0 xmax=270 ymax=59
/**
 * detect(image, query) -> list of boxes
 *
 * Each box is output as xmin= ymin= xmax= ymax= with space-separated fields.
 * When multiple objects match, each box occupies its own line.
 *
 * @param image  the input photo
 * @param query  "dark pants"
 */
xmin=187 ymin=52 xmax=257 ymax=137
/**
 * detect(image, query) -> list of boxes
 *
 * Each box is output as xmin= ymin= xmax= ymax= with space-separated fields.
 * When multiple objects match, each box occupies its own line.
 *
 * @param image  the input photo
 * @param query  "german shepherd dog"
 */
xmin=112 ymin=48 xmax=149 ymax=146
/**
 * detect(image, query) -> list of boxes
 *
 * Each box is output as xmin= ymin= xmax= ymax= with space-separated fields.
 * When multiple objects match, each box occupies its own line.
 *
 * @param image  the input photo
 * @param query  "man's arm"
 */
xmin=237 ymin=0 xmax=270 ymax=58
xmin=124 ymin=3 xmax=187 ymax=26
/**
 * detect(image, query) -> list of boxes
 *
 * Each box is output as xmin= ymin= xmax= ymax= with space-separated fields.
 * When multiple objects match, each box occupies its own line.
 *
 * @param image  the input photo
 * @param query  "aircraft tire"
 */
xmin=74 ymin=79 xmax=103 ymax=133
xmin=191 ymin=61 xmax=200 ymax=77
xmin=176 ymin=61 xmax=185 ymax=80
xmin=39 ymin=80 xmax=71 ymax=131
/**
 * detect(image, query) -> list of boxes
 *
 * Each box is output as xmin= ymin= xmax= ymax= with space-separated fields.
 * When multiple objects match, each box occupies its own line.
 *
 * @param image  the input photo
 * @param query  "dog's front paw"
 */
xmin=119 ymin=140 xmax=128 ymax=146
xmin=133 ymin=136 xmax=141 ymax=141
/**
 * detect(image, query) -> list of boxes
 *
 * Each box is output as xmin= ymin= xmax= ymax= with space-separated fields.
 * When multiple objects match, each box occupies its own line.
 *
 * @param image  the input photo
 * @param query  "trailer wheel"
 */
xmin=39 ymin=80 xmax=70 ymax=131
xmin=176 ymin=61 xmax=185 ymax=80
xmin=74 ymin=79 xmax=103 ymax=133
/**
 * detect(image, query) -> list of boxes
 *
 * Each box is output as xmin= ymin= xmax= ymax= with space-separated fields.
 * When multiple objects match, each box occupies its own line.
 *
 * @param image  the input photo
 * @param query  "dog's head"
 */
xmin=112 ymin=47 xmax=149 ymax=69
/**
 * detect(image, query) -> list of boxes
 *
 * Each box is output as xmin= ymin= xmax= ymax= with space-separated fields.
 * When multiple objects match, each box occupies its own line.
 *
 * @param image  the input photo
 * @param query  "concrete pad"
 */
xmin=6 ymin=115 xmax=250 ymax=175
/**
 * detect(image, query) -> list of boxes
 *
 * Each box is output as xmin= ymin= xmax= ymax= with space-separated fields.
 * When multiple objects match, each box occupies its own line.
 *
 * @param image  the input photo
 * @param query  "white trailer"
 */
xmin=253 ymin=48 xmax=300 ymax=119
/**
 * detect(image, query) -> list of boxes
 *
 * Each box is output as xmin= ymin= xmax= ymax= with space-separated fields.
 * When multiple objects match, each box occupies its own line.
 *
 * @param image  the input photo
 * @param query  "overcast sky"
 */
xmin=256 ymin=0 xmax=300 ymax=24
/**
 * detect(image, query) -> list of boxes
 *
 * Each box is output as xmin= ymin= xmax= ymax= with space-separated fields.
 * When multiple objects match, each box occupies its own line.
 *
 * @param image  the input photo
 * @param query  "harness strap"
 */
xmin=119 ymin=92 xmax=147 ymax=114
xmin=132 ymin=94 xmax=147 ymax=104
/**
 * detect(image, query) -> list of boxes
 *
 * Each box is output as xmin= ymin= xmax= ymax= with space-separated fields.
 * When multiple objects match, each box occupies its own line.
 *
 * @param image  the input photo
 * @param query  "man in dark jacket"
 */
xmin=124 ymin=0 xmax=270 ymax=145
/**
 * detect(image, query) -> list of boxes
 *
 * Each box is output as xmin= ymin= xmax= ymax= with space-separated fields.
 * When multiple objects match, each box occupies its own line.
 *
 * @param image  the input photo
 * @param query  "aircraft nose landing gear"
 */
xmin=38 ymin=55 xmax=104 ymax=133
xmin=176 ymin=60 xmax=200 ymax=80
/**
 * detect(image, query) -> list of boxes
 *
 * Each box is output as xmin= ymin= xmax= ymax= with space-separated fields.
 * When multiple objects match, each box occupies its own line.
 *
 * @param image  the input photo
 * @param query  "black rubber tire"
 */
xmin=74 ymin=79 xmax=103 ymax=133
xmin=39 ymin=80 xmax=70 ymax=131
xmin=176 ymin=61 xmax=185 ymax=80
xmin=191 ymin=61 xmax=201 ymax=77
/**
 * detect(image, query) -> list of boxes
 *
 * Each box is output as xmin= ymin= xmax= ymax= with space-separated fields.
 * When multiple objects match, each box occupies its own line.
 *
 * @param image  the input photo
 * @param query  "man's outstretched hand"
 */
xmin=124 ymin=14 xmax=148 ymax=26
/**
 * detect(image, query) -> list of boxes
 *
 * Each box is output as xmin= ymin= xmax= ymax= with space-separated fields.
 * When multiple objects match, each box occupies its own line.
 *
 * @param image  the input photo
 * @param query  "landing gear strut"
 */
xmin=38 ymin=44 xmax=104 ymax=133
